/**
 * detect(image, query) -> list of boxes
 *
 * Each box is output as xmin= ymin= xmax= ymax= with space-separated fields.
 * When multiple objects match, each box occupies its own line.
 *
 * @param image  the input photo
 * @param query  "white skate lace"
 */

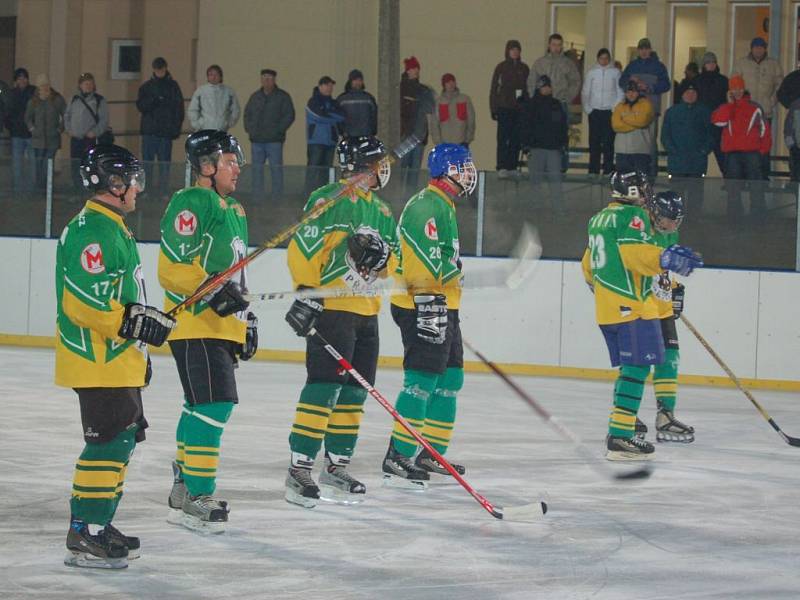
xmin=629 ymin=437 xmax=652 ymax=450
xmin=192 ymin=495 xmax=225 ymax=511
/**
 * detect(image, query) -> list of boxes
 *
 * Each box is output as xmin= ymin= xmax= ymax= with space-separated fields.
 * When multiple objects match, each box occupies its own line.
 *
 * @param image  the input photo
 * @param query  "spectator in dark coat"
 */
xmin=694 ymin=52 xmax=729 ymax=175
xmin=673 ymin=62 xmax=699 ymax=104
xmin=336 ymin=69 xmax=377 ymax=138
xmin=136 ymin=57 xmax=185 ymax=195
xmin=24 ymin=74 xmax=66 ymax=188
xmin=4 ymin=68 xmax=36 ymax=193
xmin=399 ymin=56 xmax=435 ymax=191
xmin=244 ymin=68 xmax=295 ymax=200
xmin=304 ymin=75 xmax=344 ymax=194
xmin=777 ymin=64 xmax=800 ymax=110
xmin=490 ymin=40 xmax=529 ymax=178
xmin=783 ymin=96 xmax=800 ymax=181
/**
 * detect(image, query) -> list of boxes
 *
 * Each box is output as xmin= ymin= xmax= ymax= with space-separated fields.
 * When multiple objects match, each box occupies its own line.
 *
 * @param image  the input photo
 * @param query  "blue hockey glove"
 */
xmin=660 ymin=245 xmax=703 ymax=277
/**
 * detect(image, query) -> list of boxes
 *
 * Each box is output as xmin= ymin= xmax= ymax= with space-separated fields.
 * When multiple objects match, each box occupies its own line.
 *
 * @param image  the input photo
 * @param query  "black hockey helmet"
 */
xmin=610 ymin=170 xmax=650 ymax=204
xmin=80 ymin=144 xmax=145 ymax=199
xmin=648 ymin=190 xmax=685 ymax=232
xmin=185 ymin=129 xmax=245 ymax=172
xmin=337 ymin=135 xmax=391 ymax=188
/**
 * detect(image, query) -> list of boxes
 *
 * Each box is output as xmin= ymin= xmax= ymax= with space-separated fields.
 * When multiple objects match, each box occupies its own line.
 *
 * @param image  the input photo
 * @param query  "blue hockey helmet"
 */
xmin=427 ymin=143 xmax=477 ymax=196
xmin=648 ymin=190 xmax=685 ymax=232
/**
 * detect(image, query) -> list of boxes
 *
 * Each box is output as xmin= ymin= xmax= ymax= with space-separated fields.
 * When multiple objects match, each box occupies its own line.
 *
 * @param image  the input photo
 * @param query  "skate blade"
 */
xmin=657 ymin=432 xmax=695 ymax=443
xmin=64 ymin=550 xmax=128 ymax=569
xmin=382 ymin=473 xmax=428 ymax=491
xmin=285 ymin=489 xmax=319 ymax=509
xmin=606 ymin=450 xmax=654 ymax=462
xmin=318 ymin=484 xmax=366 ymax=505
xmin=179 ymin=513 xmax=226 ymax=535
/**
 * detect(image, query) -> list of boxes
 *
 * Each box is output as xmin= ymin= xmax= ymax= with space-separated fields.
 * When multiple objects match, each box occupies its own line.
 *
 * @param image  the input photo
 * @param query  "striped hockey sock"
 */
xmin=181 ymin=402 xmax=233 ymax=497
xmin=422 ymin=367 xmax=463 ymax=455
xmin=288 ymin=383 xmax=341 ymax=462
xmin=608 ymin=364 xmax=650 ymax=439
xmin=653 ymin=348 xmax=680 ymax=412
xmin=391 ymin=369 xmax=439 ymax=457
xmin=323 ymin=384 xmax=367 ymax=458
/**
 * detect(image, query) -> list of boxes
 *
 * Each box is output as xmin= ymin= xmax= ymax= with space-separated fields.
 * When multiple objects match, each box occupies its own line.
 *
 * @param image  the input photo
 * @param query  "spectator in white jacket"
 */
xmin=188 ymin=64 xmax=241 ymax=131
xmin=582 ymin=48 xmax=624 ymax=175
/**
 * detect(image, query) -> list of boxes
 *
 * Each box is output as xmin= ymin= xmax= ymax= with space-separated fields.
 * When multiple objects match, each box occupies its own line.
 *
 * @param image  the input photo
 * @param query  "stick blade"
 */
xmin=493 ymin=501 xmax=548 ymax=522
xmin=784 ymin=434 xmax=800 ymax=447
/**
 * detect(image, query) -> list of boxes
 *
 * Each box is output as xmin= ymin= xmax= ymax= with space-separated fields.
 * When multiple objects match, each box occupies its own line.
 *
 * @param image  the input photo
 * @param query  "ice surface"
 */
xmin=1 ymin=346 xmax=799 ymax=599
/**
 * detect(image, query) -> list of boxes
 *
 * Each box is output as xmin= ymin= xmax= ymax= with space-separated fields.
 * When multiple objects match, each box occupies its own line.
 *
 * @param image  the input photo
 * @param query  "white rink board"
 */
xmin=756 ymin=271 xmax=800 ymax=380
xmin=0 ymin=237 xmax=32 ymax=335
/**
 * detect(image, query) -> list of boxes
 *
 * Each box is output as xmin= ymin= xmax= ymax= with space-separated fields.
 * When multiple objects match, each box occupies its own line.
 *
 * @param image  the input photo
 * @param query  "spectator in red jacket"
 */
xmin=711 ymin=75 xmax=771 ymax=217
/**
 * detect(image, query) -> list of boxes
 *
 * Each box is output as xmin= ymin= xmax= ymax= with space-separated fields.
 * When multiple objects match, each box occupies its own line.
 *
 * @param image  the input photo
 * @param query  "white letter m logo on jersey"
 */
xmin=175 ymin=210 xmax=197 ymax=236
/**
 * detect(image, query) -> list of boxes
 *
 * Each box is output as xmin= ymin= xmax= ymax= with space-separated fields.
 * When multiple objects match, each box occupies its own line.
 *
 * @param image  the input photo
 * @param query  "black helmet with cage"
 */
xmin=80 ymin=144 xmax=145 ymax=199
xmin=337 ymin=135 xmax=391 ymax=189
xmin=609 ymin=170 xmax=650 ymax=205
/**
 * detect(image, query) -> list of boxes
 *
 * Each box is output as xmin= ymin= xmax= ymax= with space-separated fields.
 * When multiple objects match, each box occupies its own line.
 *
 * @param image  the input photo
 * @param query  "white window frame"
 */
xmin=729 ymin=2 xmax=769 ymax=72
xmin=110 ymin=39 xmax=142 ymax=80
xmin=668 ymin=2 xmax=707 ymax=80
xmin=550 ymin=1 xmax=586 ymax=35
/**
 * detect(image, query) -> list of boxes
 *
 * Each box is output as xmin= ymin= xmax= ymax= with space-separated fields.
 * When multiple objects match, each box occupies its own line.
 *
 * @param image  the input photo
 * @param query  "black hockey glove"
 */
xmin=414 ymin=294 xmax=448 ymax=344
xmin=118 ymin=303 xmax=176 ymax=347
xmin=238 ymin=312 xmax=259 ymax=361
xmin=286 ymin=294 xmax=323 ymax=337
xmin=672 ymin=283 xmax=685 ymax=317
xmin=347 ymin=232 xmax=391 ymax=279
xmin=200 ymin=275 xmax=250 ymax=317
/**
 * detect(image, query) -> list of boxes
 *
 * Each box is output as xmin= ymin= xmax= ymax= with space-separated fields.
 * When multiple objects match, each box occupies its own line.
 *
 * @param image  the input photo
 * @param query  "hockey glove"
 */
xmin=238 ymin=312 xmax=259 ymax=361
xmin=414 ymin=294 xmax=448 ymax=344
xmin=118 ymin=303 xmax=176 ymax=347
xmin=200 ymin=275 xmax=250 ymax=317
xmin=286 ymin=294 xmax=323 ymax=337
xmin=659 ymin=244 xmax=703 ymax=277
xmin=672 ymin=283 xmax=685 ymax=317
xmin=347 ymin=232 xmax=391 ymax=279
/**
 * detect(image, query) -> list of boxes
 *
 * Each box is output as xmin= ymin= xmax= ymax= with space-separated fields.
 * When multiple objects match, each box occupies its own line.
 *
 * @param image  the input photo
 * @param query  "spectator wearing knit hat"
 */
xmin=336 ymin=69 xmax=377 ymax=138
xmin=429 ymin=73 xmax=475 ymax=147
xmin=673 ymin=62 xmax=699 ymax=105
xmin=490 ymin=40 xmax=529 ymax=178
xmin=581 ymin=48 xmax=624 ymax=176
xmin=5 ymin=67 xmax=36 ymax=193
xmin=694 ymin=52 xmax=729 ymax=175
xmin=399 ymin=56 xmax=434 ymax=191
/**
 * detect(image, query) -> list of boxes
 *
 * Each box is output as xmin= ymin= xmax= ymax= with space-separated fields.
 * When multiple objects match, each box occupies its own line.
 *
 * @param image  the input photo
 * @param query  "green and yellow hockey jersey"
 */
xmin=287 ymin=181 xmax=399 ymax=316
xmin=391 ymin=182 xmax=462 ymax=311
xmin=55 ymin=200 xmax=148 ymax=388
xmin=651 ymin=229 xmax=680 ymax=319
xmin=158 ymin=186 xmax=248 ymax=343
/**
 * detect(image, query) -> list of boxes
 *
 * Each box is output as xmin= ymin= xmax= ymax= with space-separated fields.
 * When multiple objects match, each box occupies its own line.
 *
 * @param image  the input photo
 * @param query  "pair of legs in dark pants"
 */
xmin=495 ymin=108 xmax=522 ymax=171
xmin=724 ymin=151 xmax=765 ymax=215
xmin=588 ymin=109 xmax=615 ymax=174
xmin=288 ymin=310 xmax=378 ymax=463
xmin=304 ymin=144 xmax=335 ymax=195
xmin=141 ymin=135 xmax=173 ymax=195
xmin=789 ymin=147 xmax=800 ymax=182
xmin=251 ymin=141 xmax=285 ymax=200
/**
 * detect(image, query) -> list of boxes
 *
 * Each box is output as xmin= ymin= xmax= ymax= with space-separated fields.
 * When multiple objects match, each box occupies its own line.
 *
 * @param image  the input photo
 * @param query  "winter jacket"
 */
xmin=429 ymin=88 xmax=475 ymax=145
xmin=4 ymin=84 xmax=36 ymax=138
xmin=489 ymin=41 xmax=530 ymax=114
xmin=581 ymin=63 xmax=624 ymax=113
xmin=694 ymin=67 xmax=728 ymax=112
xmin=244 ymin=86 xmax=295 ymax=143
xmin=711 ymin=95 xmax=772 ymax=154
xmin=336 ymin=87 xmax=377 ymax=138
xmin=64 ymin=92 xmax=109 ymax=139
xmin=776 ymin=69 xmax=800 ymax=109
xmin=660 ymin=101 xmax=712 ymax=175
xmin=783 ymin=98 xmax=800 ymax=148
xmin=24 ymin=90 xmax=66 ymax=150
xmin=731 ymin=53 xmax=783 ymax=118
xmin=188 ymin=83 xmax=240 ymax=131
xmin=520 ymin=92 xmax=567 ymax=150
xmin=305 ymin=88 xmax=345 ymax=147
xmin=619 ymin=56 xmax=671 ymax=114
xmin=612 ymin=96 xmax=654 ymax=155
xmin=136 ymin=72 xmax=185 ymax=139
xmin=528 ymin=52 xmax=581 ymax=103
xmin=400 ymin=74 xmax=435 ymax=143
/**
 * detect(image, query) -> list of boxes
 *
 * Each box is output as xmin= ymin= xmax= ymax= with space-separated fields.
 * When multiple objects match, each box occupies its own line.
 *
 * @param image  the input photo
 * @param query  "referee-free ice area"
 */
xmin=1 ymin=346 xmax=799 ymax=600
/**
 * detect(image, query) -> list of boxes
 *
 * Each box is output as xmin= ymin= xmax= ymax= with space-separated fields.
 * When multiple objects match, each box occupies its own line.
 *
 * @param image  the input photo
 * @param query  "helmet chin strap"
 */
xmin=445 ymin=174 xmax=466 ymax=196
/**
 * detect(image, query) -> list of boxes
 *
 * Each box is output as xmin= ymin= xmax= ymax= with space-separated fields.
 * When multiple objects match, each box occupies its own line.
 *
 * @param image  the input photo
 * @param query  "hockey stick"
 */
xmin=310 ymin=329 xmax=548 ymax=521
xmin=166 ymin=135 xmax=420 ymax=318
xmin=462 ymin=339 xmax=653 ymax=481
xmin=679 ymin=314 xmax=800 ymax=447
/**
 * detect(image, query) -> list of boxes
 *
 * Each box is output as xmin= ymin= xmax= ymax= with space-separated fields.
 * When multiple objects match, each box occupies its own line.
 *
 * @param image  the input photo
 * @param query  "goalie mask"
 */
xmin=81 ymin=144 xmax=145 ymax=200
xmin=337 ymin=136 xmax=391 ymax=189
xmin=427 ymin=143 xmax=477 ymax=196
xmin=648 ymin=190 xmax=685 ymax=233
xmin=610 ymin=170 xmax=650 ymax=205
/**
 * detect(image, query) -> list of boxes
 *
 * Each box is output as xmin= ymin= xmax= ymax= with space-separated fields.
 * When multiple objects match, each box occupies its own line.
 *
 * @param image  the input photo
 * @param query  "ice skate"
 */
xmin=166 ymin=460 xmax=187 ymax=525
xmin=606 ymin=435 xmax=655 ymax=461
xmin=177 ymin=494 xmax=229 ymax=534
xmin=318 ymin=454 xmax=366 ymax=505
xmin=635 ymin=417 xmax=648 ymax=440
xmin=64 ymin=521 xmax=128 ymax=569
xmin=656 ymin=409 xmax=695 ymax=443
xmin=415 ymin=448 xmax=466 ymax=476
xmin=382 ymin=442 xmax=429 ymax=491
xmin=285 ymin=467 xmax=320 ymax=508
xmin=102 ymin=523 xmax=140 ymax=559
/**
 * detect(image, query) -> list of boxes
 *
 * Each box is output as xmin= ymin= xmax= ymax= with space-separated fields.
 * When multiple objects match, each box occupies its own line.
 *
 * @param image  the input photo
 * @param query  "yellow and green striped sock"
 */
xmin=422 ymin=367 xmax=463 ymax=455
xmin=391 ymin=369 xmax=440 ymax=457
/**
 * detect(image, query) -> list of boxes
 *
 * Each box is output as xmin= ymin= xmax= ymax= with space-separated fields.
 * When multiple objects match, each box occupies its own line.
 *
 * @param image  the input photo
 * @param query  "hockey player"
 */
xmin=283 ymin=135 xmax=398 ymax=508
xmin=381 ymin=143 xmax=476 ymax=488
xmin=159 ymin=130 xmax=256 ymax=532
xmin=57 ymin=144 xmax=176 ymax=568
xmin=582 ymin=171 xmax=702 ymax=460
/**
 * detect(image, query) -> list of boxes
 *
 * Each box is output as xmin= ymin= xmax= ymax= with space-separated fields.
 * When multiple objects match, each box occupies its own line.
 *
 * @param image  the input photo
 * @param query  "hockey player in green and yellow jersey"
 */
xmin=381 ymin=143 xmax=476 ymax=489
xmin=57 ymin=145 xmax=175 ymax=569
xmin=283 ymin=136 xmax=398 ymax=507
xmin=158 ymin=130 xmax=256 ymax=533
xmin=581 ymin=171 xmax=702 ymax=461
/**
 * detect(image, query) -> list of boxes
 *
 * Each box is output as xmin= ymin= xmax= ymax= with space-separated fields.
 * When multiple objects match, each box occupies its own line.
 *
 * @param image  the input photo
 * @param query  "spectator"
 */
xmin=429 ymin=73 xmax=475 ymax=148
xmin=244 ymin=68 xmax=295 ymax=201
xmin=490 ymin=40 xmax=529 ymax=179
xmin=304 ymin=75 xmax=344 ymax=194
xmin=731 ymin=37 xmax=782 ymax=178
xmin=783 ymin=97 xmax=800 ymax=182
xmin=777 ymin=62 xmax=800 ymax=109
xmin=661 ymin=82 xmax=712 ymax=208
xmin=399 ymin=56 xmax=435 ymax=191
xmin=4 ymin=68 xmax=36 ymax=193
xmin=620 ymin=38 xmax=670 ymax=178
xmin=694 ymin=52 xmax=729 ymax=175
xmin=64 ymin=73 xmax=110 ymax=190
xmin=582 ymin=48 xmax=623 ymax=176
xmin=612 ymin=80 xmax=655 ymax=176
xmin=188 ymin=64 xmax=240 ymax=131
xmin=136 ymin=57 xmax=185 ymax=195
xmin=336 ymin=69 xmax=377 ymax=138
xmin=711 ymin=76 xmax=771 ymax=217
xmin=520 ymin=75 xmax=567 ymax=212
xmin=24 ymin=74 xmax=66 ymax=188
xmin=673 ymin=62 xmax=699 ymax=104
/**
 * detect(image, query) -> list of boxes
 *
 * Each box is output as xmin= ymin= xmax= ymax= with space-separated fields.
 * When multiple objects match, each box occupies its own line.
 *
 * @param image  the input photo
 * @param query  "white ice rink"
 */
xmin=1 ymin=346 xmax=799 ymax=599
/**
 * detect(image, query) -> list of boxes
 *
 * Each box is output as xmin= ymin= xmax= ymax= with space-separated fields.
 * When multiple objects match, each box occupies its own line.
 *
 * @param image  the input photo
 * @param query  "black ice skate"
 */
xmin=318 ymin=453 xmax=366 ymax=505
xmin=635 ymin=417 xmax=648 ymax=440
xmin=606 ymin=435 xmax=655 ymax=461
xmin=415 ymin=448 xmax=466 ymax=476
xmin=177 ymin=494 xmax=229 ymax=534
xmin=285 ymin=467 xmax=321 ymax=509
xmin=102 ymin=523 xmax=140 ymax=559
xmin=382 ymin=442 xmax=429 ymax=490
xmin=656 ymin=409 xmax=695 ymax=443
xmin=64 ymin=520 xmax=128 ymax=569
xmin=166 ymin=460 xmax=187 ymax=525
